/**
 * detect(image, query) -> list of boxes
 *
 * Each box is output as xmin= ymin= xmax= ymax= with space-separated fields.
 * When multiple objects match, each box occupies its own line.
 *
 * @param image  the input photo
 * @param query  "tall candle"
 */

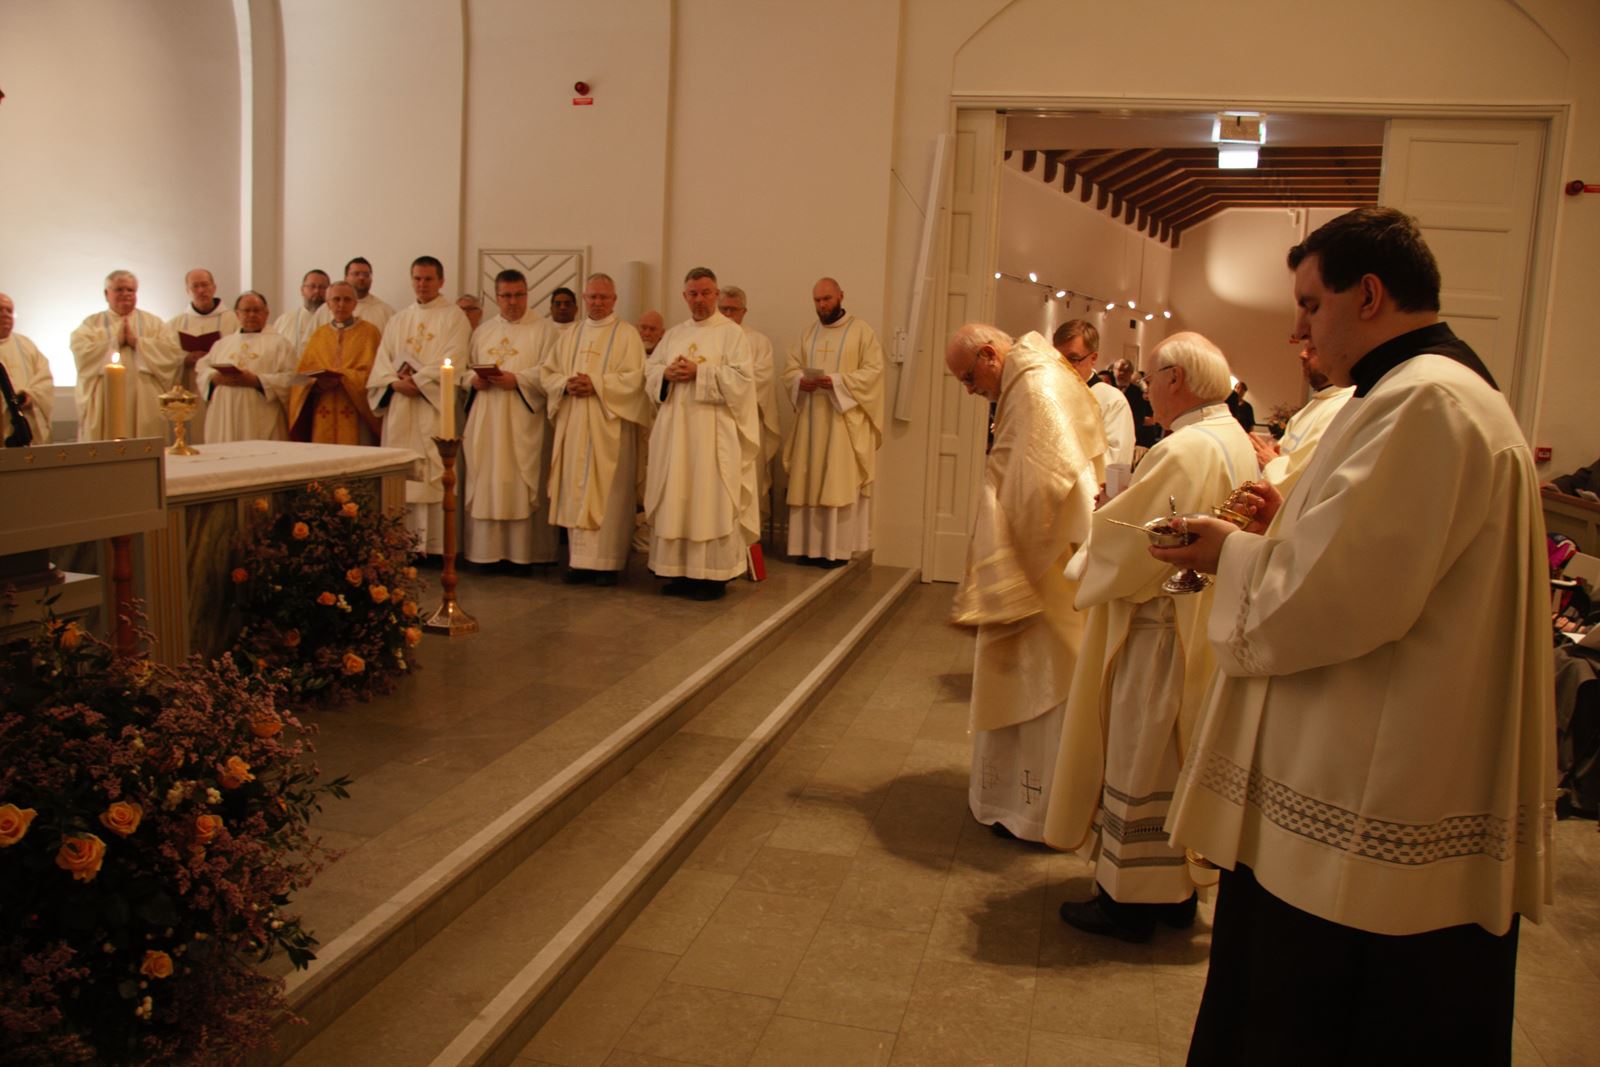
xmin=105 ymin=350 xmax=129 ymax=439
xmin=439 ymin=358 xmax=456 ymax=438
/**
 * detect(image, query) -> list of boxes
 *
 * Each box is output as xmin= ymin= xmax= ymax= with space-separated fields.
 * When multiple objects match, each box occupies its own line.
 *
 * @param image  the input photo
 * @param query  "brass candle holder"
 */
xmin=423 ymin=436 xmax=478 ymax=635
xmin=158 ymin=384 xmax=201 ymax=456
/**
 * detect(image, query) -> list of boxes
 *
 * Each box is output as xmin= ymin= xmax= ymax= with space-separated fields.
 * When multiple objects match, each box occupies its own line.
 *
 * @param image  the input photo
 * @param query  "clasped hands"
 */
xmin=392 ymin=368 xmax=424 ymax=397
xmin=472 ymin=366 xmax=519 ymax=391
xmin=1148 ymin=479 xmax=1281 ymax=575
xmin=564 ymin=372 xmax=596 ymax=397
xmin=798 ymin=374 xmax=834 ymax=393
xmin=663 ymin=356 xmax=698 ymax=383
xmin=212 ymin=365 xmax=261 ymax=390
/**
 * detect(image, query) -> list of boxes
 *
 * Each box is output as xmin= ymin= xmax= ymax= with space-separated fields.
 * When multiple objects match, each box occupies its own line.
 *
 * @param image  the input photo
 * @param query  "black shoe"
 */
xmin=817 ymin=557 xmax=849 ymax=569
xmin=593 ymin=571 xmax=618 ymax=587
xmin=563 ymin=568 xmax=597 ymax=584
xmin=687 ymin=579 xmax=726 ymax=602
xmin=661 ymin=577 xmax=695 ymax=597
xmin=1060 ymin=889 xmax=1186 ymax=944
xmin=989 ymin=821 xmax=1019 ymax=840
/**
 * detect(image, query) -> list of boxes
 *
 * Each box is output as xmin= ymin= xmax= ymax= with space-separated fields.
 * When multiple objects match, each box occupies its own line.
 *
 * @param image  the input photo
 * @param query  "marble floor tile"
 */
xmin=520 ymin=946 xmax=680 ymax=1067
xmin=826 ymin=844 xmax=952 ymax=933
xmin=889 ymin=959 xmax=1034 ymax=1066
xmin=667 ymin=888 xmax=831 ymax=999
xmin=916 ymin=699 xmax=973 ymax=744
xmin=681 ymin=808 xmax=785 ymax=876
xmin=896 ymin=738 xmax=972 ymax=791
xmin=767 ymin=795 xmax=881 ymax=857
xmin=1151 ymin=973 xmax=1205 ymax=1066
xmin=1515 ymin=971 xmax=1600 ymax=1067
xmin=777 ymin=920 xmax=927 ymax=1033
xmin=734 ymin=845 xmax=856 ymax=902
xmin=869 ymin=780 xmax=969 ymax=860
xmin=1027 ymin=1031 xmax=1161 ymax=1067
xmin=749 ymin=1015 xmax=895 ymax=1066
xmin=616 ymin=868 xmax=739 ymax=957
xmin=614 ymin=981 xmax=778 ymax=1067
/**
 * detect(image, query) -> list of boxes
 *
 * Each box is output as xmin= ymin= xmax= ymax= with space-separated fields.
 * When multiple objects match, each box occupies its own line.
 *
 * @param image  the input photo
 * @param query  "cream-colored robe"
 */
xmin=368 ymin=297 xmax=471 ymax=553
xmin=196 ymin=330 xmax=296 ymax=442
xmin=1260 ymin=382 xmax=1355 ymax=496
xmin=745 ymin=326 xmax=782 ymax=502
xmin=461 ymin=315 xmax=555 ymax=563
xmin=542 ymin=313 xmax=651 ymax=568
xmin=69 ymin=309 xmax=185 ymax=441
xmin=1045 ymin=404 xmax=1258 ymax=852
xmin=0 ymin=333 xmax=54 ymax=444
xmin=1167 ymin=355 xmax=1554 ymax=937
xmin=289 ymin=319 xmax=383 ymax=444
xmin=782 ymin=314 xmax=885 ymax=555
xmin=274 ymin=306 xmax=322 ymax=356
xmin=169 ymin=303 xmax=239 ymax=446
xmin=645 ymin=312 xmax=760 ymax=580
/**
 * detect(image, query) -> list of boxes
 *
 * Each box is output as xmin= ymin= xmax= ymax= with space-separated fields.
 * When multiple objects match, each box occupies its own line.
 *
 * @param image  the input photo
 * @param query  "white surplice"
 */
xmin=1260 ymin=382 xmax=1355 ymax=496
xmin=543 ymin=314 xmax=651 ymax=571
xmin=645 ymin=312 xmax=760 ymax=580
xmin=0 ymin=333 xmax=54 ymax=443
xmin=69 ymin=309 xmax=185 ymax=441
xmin=168 ymin=303 xmax=239 ymax=445
xmin=1089 ymin=378 xmax=1136 ymax=497
xmin=367 ymin=297 xmax=471 ymax=553
xmin=745 ymin=326 xmax=782 ymax=517
xmin=461 ymin=314 xmax=557 ymax=565
xmin=273 ymin=306 xmax=322 ymax=356
xmin=196 ymin=330 xmax=297 ymax=442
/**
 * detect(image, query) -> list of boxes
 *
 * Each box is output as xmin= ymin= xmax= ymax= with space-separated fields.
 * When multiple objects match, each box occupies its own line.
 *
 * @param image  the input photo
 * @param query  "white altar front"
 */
xmin=146 ymin=441 xmax=421 ymax=664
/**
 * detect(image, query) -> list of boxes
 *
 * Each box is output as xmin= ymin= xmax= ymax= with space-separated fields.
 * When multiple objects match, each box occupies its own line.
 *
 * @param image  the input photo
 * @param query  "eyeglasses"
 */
xmin=956 ymin=347 xmax=993 ymax=389
xmin=1152 ymin=364 xmax=1180 ymax=380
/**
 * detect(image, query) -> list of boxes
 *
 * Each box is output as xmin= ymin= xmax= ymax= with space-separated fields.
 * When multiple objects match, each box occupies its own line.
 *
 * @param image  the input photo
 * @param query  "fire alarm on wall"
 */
xmin=574 ymin=81 xmax=590 ymax=96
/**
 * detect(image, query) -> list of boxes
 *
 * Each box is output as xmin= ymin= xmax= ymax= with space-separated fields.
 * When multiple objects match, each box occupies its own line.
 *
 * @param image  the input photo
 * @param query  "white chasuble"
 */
xmin=1045 ymin=405 xmax=1257 ymax=899
xmin=461 ymin=315 xmax=556 ymax=564
xmin=955 ymin=333 xmax=1105 ymax=840
xmin=542 ymin=314 xmax=651 ymax=570
xmin=69 ymin=309 xmax=185 ymax=441
xmin=1260 ymin=383 xmax=1355 ymax=496
xmin=368 ymin=298 xmax=470 ymax=553
xmin=169 ymin=304 xmax=239 ymax=445
xmin=645 ymin=313 xmax=760 ymax=580
xmin=783 ymin=314 xmax=885 ymax=559
xmin=1168 ymin=355 xmax=1554 ymax=937
xmin=0 ymin=334 xmax=54 ymax=444
xmin=196 ymin=331 xmax=296 ymax=442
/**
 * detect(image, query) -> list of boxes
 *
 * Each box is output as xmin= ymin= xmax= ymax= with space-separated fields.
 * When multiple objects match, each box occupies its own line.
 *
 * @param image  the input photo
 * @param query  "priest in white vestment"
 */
xmin=645 ymin=267 xmax=760 ymax=600
xmin=1157 ymin=209 xmax=1553 ymax=1063
xmin=782 ymin=278 xmax=884 ymax=565
xmin=0 ymin=293 xmax=54 ymax=444
xmin=460 ymin=270 xmax=558 ymax=567
xmin=717 ymin=287 xmax=782 ymax=524
xmin=168 ymin=267 xmax=239 ymax=445
xmin=195 ymin=292 xmax=296 ymax=443
xmin=547 ymin=288 xmax=578 ymax=336
xmin=543 ymin=273 xmax=651 ymax=583
xmin=1253 ymin=344 xmax=1354 ymax=498
xmin=367 ymin=256 xmax=471 ymax=555
xmin=1049 ymin=331 xmax=1258 ymax=943
xmin=633 ymin=310 xmax=667 ymax=553
xmin=946 ymin=325 xmax=1106 ymax=842
xmin=313 ymin=257 xmax=395 ymax=335
xmin=273 ymin=268 xmax=331 ymax=355
xmin=1054 ymin=319 xmax=1134 ymax=498
xmin=69 ymin=271 xmax=185 ymax=441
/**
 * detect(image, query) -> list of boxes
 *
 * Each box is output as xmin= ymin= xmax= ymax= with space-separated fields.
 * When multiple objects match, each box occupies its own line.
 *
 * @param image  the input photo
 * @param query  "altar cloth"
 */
xmin=165 ymin=440 xmax=424 ymax=502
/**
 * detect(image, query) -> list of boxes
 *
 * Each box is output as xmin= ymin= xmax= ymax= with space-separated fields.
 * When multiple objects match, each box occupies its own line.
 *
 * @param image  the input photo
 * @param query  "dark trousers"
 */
xmin=1188 ymin=865 xmax=1519 ymax=1066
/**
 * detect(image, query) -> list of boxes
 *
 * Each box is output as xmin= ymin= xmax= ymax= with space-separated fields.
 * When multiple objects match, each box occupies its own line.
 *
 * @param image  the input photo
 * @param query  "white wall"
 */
xmin=278 ymin=0 xmax=463 ymax=311
xmin=0 ymin=0 xmax=240 ymax=387
xmin=996 ymin=161 xmax=1172 ymax=370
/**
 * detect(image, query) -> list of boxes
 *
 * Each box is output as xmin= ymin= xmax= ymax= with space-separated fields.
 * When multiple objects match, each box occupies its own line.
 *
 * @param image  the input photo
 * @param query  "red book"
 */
xmin=746 ymin=543 xmax=767 ymax=582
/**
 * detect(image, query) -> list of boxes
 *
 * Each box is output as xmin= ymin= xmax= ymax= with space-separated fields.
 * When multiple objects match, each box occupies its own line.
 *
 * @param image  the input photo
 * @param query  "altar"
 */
xmin=145 ymin=441 xmax=421 ymax=664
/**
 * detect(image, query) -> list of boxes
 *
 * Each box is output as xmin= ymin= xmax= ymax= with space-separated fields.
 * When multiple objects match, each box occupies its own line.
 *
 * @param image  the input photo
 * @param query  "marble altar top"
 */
xmin=165 ymin=441 xmax=423 ymax=502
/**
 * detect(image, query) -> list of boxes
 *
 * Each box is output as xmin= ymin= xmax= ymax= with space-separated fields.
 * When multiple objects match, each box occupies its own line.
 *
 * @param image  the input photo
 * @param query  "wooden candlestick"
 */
xmin=423 ymin=436 xmax=478 ymax=635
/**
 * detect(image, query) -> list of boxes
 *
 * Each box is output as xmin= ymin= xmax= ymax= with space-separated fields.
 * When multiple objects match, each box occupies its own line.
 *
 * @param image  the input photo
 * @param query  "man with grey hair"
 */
xmin=169 ymin=266 xmax=239 ymax=444
xmin=1048 ymin=330 xmax=1258 ymax=942
xmin=946 ymin=323 xmax=1107 ymax=842
xmin=717 ymin=285 xmax=781 ymax=522
xmin=1054 ymin=319 xmax=1134 ymax=497
xmin=645 ymin=266 xmax=759 ymax=600
xmin=69 ymin=270 xmax=184 ymax=441
xmin=0 ymin=293 xmax=54 ymax=445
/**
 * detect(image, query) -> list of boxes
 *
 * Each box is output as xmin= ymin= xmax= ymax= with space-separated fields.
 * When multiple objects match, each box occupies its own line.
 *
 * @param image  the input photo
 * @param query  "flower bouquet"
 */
xmin=231 ymin=481 xmax=424 ymax=709
xmin=0 ymin=619 xmax=349 ymax=1065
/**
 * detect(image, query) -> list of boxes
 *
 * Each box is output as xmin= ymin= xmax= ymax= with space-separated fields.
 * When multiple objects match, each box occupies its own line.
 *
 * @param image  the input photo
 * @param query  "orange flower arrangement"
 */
xmin=250 ymin=708 xmax=284 ymax=738
xmin=56 ymin=833 xmax=107 ymax=882
xmin=316 ymin=591 xmax=337 ymax=607
xmin=218 ymin=756 xmax=254 ymax=790
xmin=402 ymin=601 xmax=418 ymax=618
xmin=283 ymin=628 xmax=302 ymax=648
xmin=333 ymin=486 xmax=351 ymax=504
xmin=140 ymin=949 xmax=175 ymax=979
xmin=98 ymin=800 xmax=143 ymax=837
xmin=231 ymin=567 xmax=250 ymax=584
xmin=194 ymin=812 xmax=224 ymax=845
xmin=341 ymin=652 xmax=365 ymax=675
xmin=368 ymin=584 xmax=389 ymax=604
xmin=404 ymin=626 xmax=423 ymax=648
xmin=345 ymin=566 xmax=365 ymax=586
xmin=341 ymin=501 xmax=359 ymax=518
xmin=0 ymin=803 xmax=37 ymax=846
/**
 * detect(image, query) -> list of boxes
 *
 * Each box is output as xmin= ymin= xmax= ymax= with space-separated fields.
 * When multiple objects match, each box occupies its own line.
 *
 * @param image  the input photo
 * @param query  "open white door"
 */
xmin=921 ymin=110 xmax=1002 ymax=583
xmin=1379 ymin=119 xmax=1545 ymax=421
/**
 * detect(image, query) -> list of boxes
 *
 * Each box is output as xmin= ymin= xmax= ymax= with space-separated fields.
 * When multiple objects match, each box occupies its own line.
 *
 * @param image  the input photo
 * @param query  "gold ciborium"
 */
xmin=158 ymin=384 xmax=201 ymax=456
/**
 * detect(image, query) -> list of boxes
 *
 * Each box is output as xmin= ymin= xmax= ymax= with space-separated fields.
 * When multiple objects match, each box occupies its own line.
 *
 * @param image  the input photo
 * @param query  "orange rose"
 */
xmin=139 ymin=950 xmax=174 ymax=979
xmin=283 ymin=628 xmax=302 ymax=648
xmin=58 ymin=622 xmax=83 ymax=652
xmin=345 ymin=567 xmax=365 ymax=586
xmin=98 ymin=800 xmax=143 ymax=837
xmin=402 ymin=601 xmax=418 ymax=618
xmin=56 ymin=834 xmax=106 ymax=882
xmin=218 ymin=756 xmax=254 ymax=790
xmin=249 ymin=709 xmax=283 ymax=739
xmin=403 ymin=566 xmax=418 ymax=580
xmin=404 ymin=626 xmax=422 ymax=648
xmin=253 ymin=496 xmax=270 ymax=514
xmin=0 ymin=804 xmax=38 ymax=846
xmin=342 ymin=652 xmax=365 ymax=675
xmin=316 ymin=592 xmax=337 ymax=607
xmin=231 ymin=567 xmax=249 ymax=584
xmin=341 ymin=502 xmax=359 ymax=518
xmin=368 ymin=584 xmax=389 ymax=604
xmin=291 ymin=522 xmax=311 ymax=540
xmin=194 ymin=813 xmax=223 ymax=845
xmin=333 ymin=486 xmax=351 ymax=504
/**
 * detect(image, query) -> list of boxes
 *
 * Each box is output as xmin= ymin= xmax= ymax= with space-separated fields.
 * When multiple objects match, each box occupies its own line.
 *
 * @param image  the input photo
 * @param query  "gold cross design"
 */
xmin=406 ymin=322 xmax=436 ymax=356
xmin=578 ymin=341 xmax=604 ymax=369
xmin=687 ymin=342 xmax=705 ymax=364
xmin=814 ymin=336 xmax=838 ymax=365
xmin=487 ymin=336 xmax=517 ymax=363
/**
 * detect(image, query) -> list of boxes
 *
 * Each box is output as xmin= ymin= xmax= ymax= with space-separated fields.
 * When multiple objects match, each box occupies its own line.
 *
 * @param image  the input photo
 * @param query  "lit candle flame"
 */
xmin=110 ymin=351 xmax=121 ymax=366
xmin=442 ymin=357 xmax=452 ymax=369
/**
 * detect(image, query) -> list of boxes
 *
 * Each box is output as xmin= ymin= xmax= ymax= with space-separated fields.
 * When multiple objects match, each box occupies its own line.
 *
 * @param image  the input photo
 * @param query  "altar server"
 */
xmin=782 ymin=277 xmax=884 ymax=566
xmin=169 ymin=267 xmax=239 ymax=445
xmin=718 ymin=286 xmax=782 ymax=521
xmin=1055 ymin=319 xmax=1134 ymax=497
xmin=543 ymin=272 xmax=651 ymax=584
xmin=461 ymin=269 xmax=558 ymax=567
xmin=1253 ymin=343 xmax=1354 ymax=497
xmin=0 ymin=294 xmax=54 ymax=445
xmin=645 ymin=267 xmax=760 ymax=600
xmin=367 ymin=256 xmax=471 ymax=555
xmin=196 ymin=291 xmax=296 ymax=442
xmin=70 ymin=271 xmax=185 ymax=441
xmin=274 ymin=268 xmax=331 ymax=355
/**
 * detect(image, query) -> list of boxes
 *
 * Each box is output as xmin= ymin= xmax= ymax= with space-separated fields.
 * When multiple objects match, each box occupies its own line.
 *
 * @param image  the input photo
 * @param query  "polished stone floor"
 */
xmin=514 ymin=583 xmax=1600 ymax=1067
